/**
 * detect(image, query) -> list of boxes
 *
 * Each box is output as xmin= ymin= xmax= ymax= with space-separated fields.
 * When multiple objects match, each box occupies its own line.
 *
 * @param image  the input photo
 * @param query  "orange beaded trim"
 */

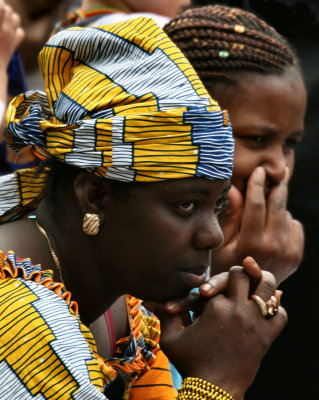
xmin=178 ymin=377 xmax=234 ymax=400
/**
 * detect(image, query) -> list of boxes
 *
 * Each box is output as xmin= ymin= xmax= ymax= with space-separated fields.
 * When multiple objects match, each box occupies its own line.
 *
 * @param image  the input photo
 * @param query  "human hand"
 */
xmin=0 ymin=0 xmax=24 ymax=71
xmin=156 ymin=263 xmax=287 ymax=400
xmin=211 ymin=166 xmax=304 ymax=285
xmin=161 ymin=256 xmax=262 ymax=314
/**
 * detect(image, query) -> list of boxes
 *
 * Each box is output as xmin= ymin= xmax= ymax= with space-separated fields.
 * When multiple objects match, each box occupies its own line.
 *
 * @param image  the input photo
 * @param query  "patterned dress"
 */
xmin=0 ymin=251 xmax=176 ymax=399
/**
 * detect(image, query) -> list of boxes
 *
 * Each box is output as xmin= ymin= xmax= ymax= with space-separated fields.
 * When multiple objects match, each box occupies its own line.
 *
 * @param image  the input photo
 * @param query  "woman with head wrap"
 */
xmin=0 ymin=18 xmax=286 ymax=399
xmin=164 ymin=4 xmax=306 ymax=286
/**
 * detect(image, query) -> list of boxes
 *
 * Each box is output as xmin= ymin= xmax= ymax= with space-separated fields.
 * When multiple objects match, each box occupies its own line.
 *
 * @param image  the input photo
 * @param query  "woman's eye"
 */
xmin=177 ymin=201 xmax=196 ymax=213
xmin=249 ymin=135 xmax=265 ymax=144
xmin=284 ymin=137 xmax=299 ymax=150
xmin=214 ymin=196 xmax=229 ymax=215
xmin=239 ymin=135 xmax=266 ymax=146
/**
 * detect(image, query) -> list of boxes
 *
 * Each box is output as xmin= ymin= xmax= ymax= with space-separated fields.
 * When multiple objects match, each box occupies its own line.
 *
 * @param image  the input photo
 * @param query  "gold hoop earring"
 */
xmin=83 ymin=213 xmax=100 ymax=236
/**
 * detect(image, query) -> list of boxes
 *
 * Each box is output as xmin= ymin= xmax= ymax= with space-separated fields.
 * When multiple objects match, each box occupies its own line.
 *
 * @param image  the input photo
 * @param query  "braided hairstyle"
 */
xmin=164 ymin=5 xmax=301 ymax=92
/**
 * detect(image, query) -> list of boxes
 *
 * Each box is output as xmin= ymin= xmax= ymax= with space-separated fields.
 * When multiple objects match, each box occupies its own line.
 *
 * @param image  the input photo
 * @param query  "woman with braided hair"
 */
xmin=164 ymin=4 xmax=307 ymax=287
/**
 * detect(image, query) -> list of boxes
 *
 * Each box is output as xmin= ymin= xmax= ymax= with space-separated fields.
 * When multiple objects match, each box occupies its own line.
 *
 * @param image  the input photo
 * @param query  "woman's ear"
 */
xmin=73 ymin=171 xmax=111 ymax=215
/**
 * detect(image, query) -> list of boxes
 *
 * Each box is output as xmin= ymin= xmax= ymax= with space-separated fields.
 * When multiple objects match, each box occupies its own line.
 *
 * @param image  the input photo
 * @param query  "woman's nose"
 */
xmin=262 ymin=147 xmax=287 ymax=185
xmin=193 ymin=214 xmax=224 ymax=251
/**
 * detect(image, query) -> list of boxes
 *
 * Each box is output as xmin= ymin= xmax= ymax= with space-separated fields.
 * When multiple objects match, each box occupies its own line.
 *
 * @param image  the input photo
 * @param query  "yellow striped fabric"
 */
xmin=0 ymin=252 xmax=168 ymax=399
xmin=1 ymin=17 xmax=234 ymax=222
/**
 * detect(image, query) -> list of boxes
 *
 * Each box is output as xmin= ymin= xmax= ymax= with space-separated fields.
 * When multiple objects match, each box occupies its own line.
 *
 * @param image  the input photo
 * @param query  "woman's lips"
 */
xmin=179 ymin=268 xmax=207 ymax=289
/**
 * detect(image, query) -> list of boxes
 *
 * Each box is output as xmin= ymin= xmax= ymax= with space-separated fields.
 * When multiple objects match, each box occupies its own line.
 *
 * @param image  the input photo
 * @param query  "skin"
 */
xmin=81 ymin=0 xmax=191 ymax=18
xmin=0 ymin=0 xmax=24 ymax=130
xmin=57 ymin=175 xmax=230 ymax=310
xmin=94 ymin=71 xmax=306 ymax=356
xmin=0 ymin=174 xmax=229 ymax=324
xmin=0 ymin=171 xmax=287 ymax=399
xmin=157 ymin=263 xmax=286 ymax=399
xmin=208 ymin=69 xmax=307 ymax=285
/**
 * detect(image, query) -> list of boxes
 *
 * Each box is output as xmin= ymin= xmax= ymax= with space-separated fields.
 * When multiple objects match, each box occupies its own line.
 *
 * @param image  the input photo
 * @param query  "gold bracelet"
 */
xmin=178 ymin=377 xmax=234 ymax=400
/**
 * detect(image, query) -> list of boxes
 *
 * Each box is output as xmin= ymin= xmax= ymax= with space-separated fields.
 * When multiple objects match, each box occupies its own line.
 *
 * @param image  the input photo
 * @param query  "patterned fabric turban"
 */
xmin=0 ymin=17 xmax=234 ymax=222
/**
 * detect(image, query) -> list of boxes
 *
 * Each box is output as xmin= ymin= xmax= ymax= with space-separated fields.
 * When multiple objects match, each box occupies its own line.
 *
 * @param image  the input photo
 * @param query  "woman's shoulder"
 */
xmin=0 ymin=249 xmax=108 ymax=399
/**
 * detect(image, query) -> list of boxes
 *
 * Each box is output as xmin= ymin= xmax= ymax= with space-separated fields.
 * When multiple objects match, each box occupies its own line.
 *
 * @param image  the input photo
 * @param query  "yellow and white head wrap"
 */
xmin=0 ymin=17 xmax=234 ymax=222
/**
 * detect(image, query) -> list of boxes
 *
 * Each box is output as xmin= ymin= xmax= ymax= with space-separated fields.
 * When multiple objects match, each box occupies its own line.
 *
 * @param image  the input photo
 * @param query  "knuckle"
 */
xmin=5 ymin=4 xmax=13 ymax=15
xmin=205 ymin=294 xmax=225 ymax=315
xmin=294 ymin=219 xmax=304 ymax=230
xmin=228 ymin=265 xmax=245 ymax=279
xmin=270 ymin=198 xmax=286 ymax=213
xmin=229 ymin=265 xmax=243 ymax=273
xmin=249 ymin=198 xmax=264 ymax=212
xmin=14 ymin=13 xmax=21 ymax=25
xmin=261 ymin=271 xmax=276 ymax=291
xmin=285 ymin=210 xmax=292 ymax=219
xmin=293 ymin=219 xmax=305 ymax=237
xmin=267 ymin=241 xmax=280 ymax=255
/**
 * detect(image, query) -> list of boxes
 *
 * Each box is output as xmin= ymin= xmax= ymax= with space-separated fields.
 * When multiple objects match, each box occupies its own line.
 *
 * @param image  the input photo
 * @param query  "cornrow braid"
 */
xmin=164 ymin=5 xmax=299 ymax=83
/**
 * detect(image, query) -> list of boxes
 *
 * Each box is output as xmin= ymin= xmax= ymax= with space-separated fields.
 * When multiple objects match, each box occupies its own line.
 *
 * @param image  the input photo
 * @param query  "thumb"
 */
xmin=220 ymin=185 xmax=244 ymax=243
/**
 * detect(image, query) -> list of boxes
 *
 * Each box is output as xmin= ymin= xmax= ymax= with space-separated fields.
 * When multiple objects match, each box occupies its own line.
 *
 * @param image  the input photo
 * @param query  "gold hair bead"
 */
xmin=234 ymin=24 xmax=245 ymax=33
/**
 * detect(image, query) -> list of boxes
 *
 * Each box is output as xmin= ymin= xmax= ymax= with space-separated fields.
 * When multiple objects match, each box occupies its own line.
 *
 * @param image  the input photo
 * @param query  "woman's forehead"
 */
xmin=130 ymin=177 xmax=231 ymax=197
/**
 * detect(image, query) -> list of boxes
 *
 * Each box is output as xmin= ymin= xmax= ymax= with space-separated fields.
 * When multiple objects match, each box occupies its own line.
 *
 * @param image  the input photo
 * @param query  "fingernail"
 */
xmin=276 ymin=290 xmax=283 ymax=300
xmin=200 ymin=281 xmax=213 ymax=293
xmin=254 ymin=166 xmax=265 ymax=180
xmin=164 ymin=301 xmax=178 ymax=312
xmin=244 ymin=256 xmax=258 ymax=265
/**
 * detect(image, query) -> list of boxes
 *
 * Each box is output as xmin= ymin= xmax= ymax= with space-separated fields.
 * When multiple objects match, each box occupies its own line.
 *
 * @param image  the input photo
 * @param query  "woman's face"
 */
xmin=99 ymin=177 xmax=230 ymax=302
xmin=214 ymin=71 xmax=307 ymax=197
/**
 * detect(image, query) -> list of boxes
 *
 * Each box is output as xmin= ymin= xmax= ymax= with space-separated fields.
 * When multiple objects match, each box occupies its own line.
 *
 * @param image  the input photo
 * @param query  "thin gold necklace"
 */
xmin=35 ymin=220 xmax=67 ymax=289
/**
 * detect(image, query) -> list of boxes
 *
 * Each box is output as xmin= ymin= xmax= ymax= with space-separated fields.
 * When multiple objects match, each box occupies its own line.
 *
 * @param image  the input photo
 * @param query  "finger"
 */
xmin=219 ymin=185 xmax=244 ymax=242
xmin=142 ymin=300 xmax=165 ymax=314
xmin=0 ymin=5 xmax=5 ymax=27
xmin=275 ymin=218 xmax=304 ymax=285
xmin=274 ymin=289 xmax=283 ymax=306
xmin=242 ymin=256 xmax=262 ymax=280
xmin=242 ymin=256 xmax=262 ymax=294
xmin=265 ymin=167 xmax=289 ymax=229
xmin=251 ymin=270 xmax=277 ymax=303
xmin=16 ymin=26 xmax=25 ymax=46
xmin=199 ymin=271 xmax=229 ymax=297
xmin=226 ymin=265 xmax=250 ymax=299
xmin=143 ymin=300 xmax=191 ymax=327
xmin=3 ymin=4 xmax=14 ymax=27
xmin=152 ymin=305 xmax=191 ymax=340
xmin=240 ymin=167 xmax=266 ymax=237
xmin=291 ymin=218 xmax=305 ymax=262
xmin=164 ymin=291 xmax=200 ymax=314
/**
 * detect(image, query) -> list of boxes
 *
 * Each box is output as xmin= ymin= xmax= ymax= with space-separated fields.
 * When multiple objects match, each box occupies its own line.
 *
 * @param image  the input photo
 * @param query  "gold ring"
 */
xmin=251 ymin=295 xmax=278 ymax=318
